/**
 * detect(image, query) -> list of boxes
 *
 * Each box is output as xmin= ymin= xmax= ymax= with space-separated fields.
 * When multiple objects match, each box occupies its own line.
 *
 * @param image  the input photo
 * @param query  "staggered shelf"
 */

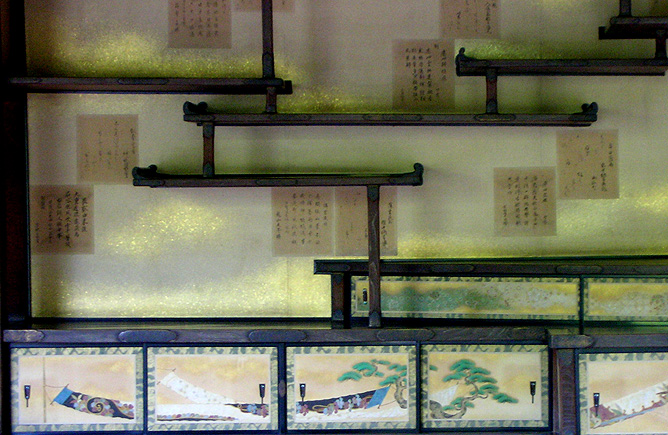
xmin=181 ymin=101 xmax=599 ymax=127
xmin=7 ymin=76 xmax=293 ymax=94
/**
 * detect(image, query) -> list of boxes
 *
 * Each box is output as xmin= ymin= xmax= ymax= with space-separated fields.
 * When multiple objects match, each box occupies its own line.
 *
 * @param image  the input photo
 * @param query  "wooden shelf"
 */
xmin=133 ymin=163 xmax=424 ymax=188
xmin=599 ymin=16 xmax=668 ymax=40
xmin=2 ymin=325 xmax=548 ymax=344
xmin=7 ymin=76 xmax=293 ymax=94
xmin=314 ymin=255 xmax=668 ymax=277
xmin=456 ymin=48 xmax=668 ymax=76
xmin=182 ymin=101 xmax=599 ymax=127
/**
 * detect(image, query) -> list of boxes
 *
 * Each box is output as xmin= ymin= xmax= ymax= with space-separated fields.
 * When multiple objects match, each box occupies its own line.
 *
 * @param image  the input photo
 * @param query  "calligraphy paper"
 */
xmin=335 ymin=187 xmax=397 ymax=256
xmin=30 ymin=185 xmax=94 ymax=254
xmin=441 ymin=0 xmax=499 ymax=38
xmin=272 ymin=187 xmax=333 ymax=256
xmin=77 ymin=115 xmax=138 ymax=184
xmin=168 ymin=0 xmax=231 ymax=48
xmin=494 ymin=168 xmax=556 ymax=237
xmin=393 ymin=40 xmax=454 ymax=111
xmin=557 ymin=130 xmax=619 ymax=199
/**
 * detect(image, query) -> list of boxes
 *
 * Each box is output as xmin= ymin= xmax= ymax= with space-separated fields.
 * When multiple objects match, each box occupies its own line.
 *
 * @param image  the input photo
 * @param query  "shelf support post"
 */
xmin=485 ymin=68 xmax=498 ymax=114
xmin=202 ymin=123 xmax=215 ymax=178
xmin=656 ymin=30 xmax=667 ymax=59
xmin=619 ymin=0 xmax=631 ymax=16
xmin=330 ymin=272 xmax=349 ymax=329
xmin=367 ymin=185 xmax=382 ymax=328
xmin=261 ymin=0 xmax=278 ymax=113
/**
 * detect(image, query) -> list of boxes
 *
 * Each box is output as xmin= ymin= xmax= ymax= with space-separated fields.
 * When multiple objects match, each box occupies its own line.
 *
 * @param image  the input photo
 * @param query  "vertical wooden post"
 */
xmin=619 ymin=0 xmax=632 ymax=16
xmin=202 ymin=123 xmax=215 ymax=178
xmin=655 ymin=31 xmax=667 ymax=59
xmin=553 ymin=349 xmax=578 ymax=435
xmin=367 ymin=185 xmax=381 ymax=328
xmin=330 ymin=273 xmax=348 ymax=329
xmin=1 ymin=1 xmax=29 ymax=433
xmin=485 ymin=68 xmax=498 ymax=114
xmin=261 ymin=0 xmax=277 ymax=113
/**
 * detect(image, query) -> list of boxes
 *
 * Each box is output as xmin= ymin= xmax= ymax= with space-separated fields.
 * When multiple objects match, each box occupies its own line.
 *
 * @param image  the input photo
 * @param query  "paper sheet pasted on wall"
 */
xmin=557 ymin=130 xmax=619 ymax=200
xmin=335 ymin=186 xmax=397 ymax=256
xmin=77 ymin=115 xmax=138 ymax=184
xmin=272 ymin=187 xmax=333 ymax=256
xmin=30 ymin=185 xmax=94 ymax=254
xmin=393 ymin=40 xmax=454 ymax=112
xmin=494 ymin=167 xmax=556 ymax=237
xmin=234 ymin=0 xmax=294 ymax=12
xmin=168 ymin=0 xmax=231 ymax=49
xmin=440 ymin=0 xmax=499 ymax=38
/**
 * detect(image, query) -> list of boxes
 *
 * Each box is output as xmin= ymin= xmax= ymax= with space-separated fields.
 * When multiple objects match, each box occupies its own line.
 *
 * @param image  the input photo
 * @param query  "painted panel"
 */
xmin=11 ymin=347 xmax=143 ymax=432
xmin=422 ymin=344 xmax=548 ymax=430
xmin=585 ymin=278 xmax=668 ymax=322
xmin=147 ymin=346 xmax=278 ymax=431
xmin=286 ymin=345 xmax=417 ymax=431
xmin=579 ymin=352 xmax=668 ymax=435
xmin=352 ymin=276 xmax=578 ymax=320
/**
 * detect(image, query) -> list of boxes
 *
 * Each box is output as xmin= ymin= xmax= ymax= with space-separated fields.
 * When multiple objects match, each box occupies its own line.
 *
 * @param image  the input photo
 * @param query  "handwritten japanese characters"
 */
xmin=393 ymin=40 xmax=453 ymax=111
xmin=494 ymin=168 xmax=556 ymax=237
xmin=272 ymin=187 xmax=399 ymax=256
xmin=272 ymin=187 xmax=333 ymax=256
xmin=441 ymin=0 xmax=498 ymax=38
xmin=168 ymin=0 xmax=231 ymax=48
xmin=30 ymin=185 xmax=94 ymax=254
xmin=557 ymin=130 xmax=619 ymax=199
xmin=335 ymin=187 xmax=397 ymax=256
xmin=77 ymin=115 xmax=138 ymax=184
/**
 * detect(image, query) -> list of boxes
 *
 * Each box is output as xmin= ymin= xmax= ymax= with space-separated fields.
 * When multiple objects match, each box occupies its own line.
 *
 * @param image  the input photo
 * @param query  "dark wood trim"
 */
xmin=182 ymin=106 xmax=598 ymax=127
xmin=3 ymin=326 xmax=550 ymax=344
xmin=552 ymin=349 xmax=578 ymax=435
xmin=132 ymin=163 xmax=424 ymax=188
xmin=314 ymin=256 xmax=668 ymax=277
xmin=456 ymin=48 xmax=668 ymax=75
xmin=367 ymin=185 xmax=381 ymax=328
xmin=7 ymin=76 xmax=293 ymax=94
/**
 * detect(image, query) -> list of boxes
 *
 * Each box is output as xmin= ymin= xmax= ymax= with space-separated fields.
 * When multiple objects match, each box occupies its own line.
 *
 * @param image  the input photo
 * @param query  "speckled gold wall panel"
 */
xmin=26 ymin=1 xmax=668 ymax=318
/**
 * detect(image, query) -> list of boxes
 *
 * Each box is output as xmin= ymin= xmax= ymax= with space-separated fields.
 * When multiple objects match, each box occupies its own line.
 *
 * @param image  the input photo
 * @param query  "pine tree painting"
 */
xmin=427 ymin=358 xmax=518 ymax=419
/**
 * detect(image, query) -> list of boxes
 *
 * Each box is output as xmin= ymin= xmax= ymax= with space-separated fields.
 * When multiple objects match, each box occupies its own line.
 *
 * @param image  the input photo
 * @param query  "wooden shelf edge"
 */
xmin=2 ymin=326 xmax=548 ymax=344
xmin=7 ymin=77 xmax=293 ymax=94
xmin=599 ymin=16 xmax=668 ymax=40
xmin=456 ymin=48 xmax=668 ymax=76
xmin=181 ymin=105 xmax=598 ymax=127
xmin=314 ymin=255 xmax=668 ymax=276
xmin=132 ymin=163 xmax=424 ymax=188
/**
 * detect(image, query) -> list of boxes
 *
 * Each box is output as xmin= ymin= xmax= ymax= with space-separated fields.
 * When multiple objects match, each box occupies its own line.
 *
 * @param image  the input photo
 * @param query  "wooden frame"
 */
xmin=286 ymin=345 xmax=417 ymax=431
xmin=147 ymin=346 xmax=279 ymax=432
xmin=421 ymin=344 xmax=549 ymax=430
xmin=10 ymin=346 xmax=143 ymax=433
